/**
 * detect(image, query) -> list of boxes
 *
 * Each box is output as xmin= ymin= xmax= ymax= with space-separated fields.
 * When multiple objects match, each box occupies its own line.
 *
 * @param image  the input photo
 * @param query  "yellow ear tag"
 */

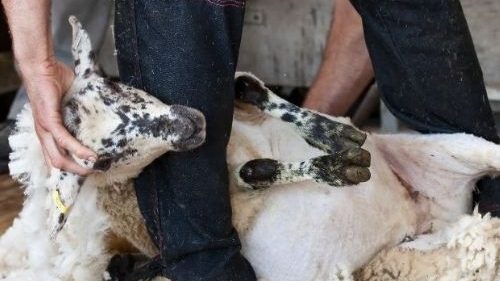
xmin=52 ymin=189 xmax=69 ymax=215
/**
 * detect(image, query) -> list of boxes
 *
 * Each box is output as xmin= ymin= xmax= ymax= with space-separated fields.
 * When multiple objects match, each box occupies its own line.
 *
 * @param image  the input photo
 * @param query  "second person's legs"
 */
xmin=350 ymin=0 xmax=500 ymax=215
xmin=350 ymin=0 xmax=497 ymax=141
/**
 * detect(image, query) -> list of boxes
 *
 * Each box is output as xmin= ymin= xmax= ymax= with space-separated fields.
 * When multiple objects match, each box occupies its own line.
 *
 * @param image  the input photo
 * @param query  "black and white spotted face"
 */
xmin=63 ymin=17 xmax=206 ymax=174
xmin=63 ymin=78 xmax=206 ymax=173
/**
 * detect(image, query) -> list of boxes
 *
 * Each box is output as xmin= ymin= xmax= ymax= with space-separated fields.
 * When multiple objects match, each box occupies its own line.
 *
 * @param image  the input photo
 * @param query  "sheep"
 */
xmin=1 ymin=16 xmax=500 ymax=281
xmin=112 ymin=79 xmax=500 ymax=281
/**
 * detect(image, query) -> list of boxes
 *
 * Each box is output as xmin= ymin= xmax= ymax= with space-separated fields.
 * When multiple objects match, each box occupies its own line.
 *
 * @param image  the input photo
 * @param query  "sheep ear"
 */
xmin=69 ymin=16 xmax=97 ymax=78
xmin=47 ymin=169 xmax=85 ymax=238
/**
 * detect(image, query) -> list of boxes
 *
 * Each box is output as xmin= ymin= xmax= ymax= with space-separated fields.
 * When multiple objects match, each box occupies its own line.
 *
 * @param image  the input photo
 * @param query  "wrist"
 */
xmin=12 ymin=34 xmax=54 ymax=64
xmin=16 ymin=54 xmax=58 ymax=77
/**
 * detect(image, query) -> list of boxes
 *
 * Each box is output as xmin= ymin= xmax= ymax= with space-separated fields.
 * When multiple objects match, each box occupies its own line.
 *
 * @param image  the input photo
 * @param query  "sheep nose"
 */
xmin=169 ymin=105 xmax=206 ymax=140
xmin=169 ymin=105 xmax=206 ymax=151
xmin=170 ymin=116 xmax=196 ymax=140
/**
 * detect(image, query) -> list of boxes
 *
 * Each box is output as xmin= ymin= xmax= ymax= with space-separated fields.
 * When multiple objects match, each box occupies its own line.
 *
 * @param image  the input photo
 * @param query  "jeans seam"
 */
xmin=130 ymin=0 xmax=145 ymax=89
xmin=130 ymin=0 xmax=162 ymax=251
xmin=150 ymin=169 xmax=164 ymax=255
xmin=203 ymin=0 xmax=245 ymax=8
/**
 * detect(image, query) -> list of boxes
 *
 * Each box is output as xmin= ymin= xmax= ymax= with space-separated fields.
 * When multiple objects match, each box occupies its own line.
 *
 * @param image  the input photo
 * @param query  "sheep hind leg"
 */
xmin=234 ymin=72 xmax=367 ymax=154
xmin=234 ymin=147 xmax=371 ymax=190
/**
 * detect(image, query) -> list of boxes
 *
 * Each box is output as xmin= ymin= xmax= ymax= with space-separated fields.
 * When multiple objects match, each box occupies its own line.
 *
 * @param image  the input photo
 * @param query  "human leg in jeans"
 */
xmin=114 ymin=0 xmax=257 ymax=280
xmin=350 ymin=0 xmax=500 ymax=215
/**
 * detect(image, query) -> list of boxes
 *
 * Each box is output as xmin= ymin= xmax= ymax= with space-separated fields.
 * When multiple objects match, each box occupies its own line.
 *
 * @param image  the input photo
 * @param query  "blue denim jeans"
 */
xmin=114 ymin=0 xmax=256 ymax=280
xmin=350 ymin=0 xmax=500 ymax=214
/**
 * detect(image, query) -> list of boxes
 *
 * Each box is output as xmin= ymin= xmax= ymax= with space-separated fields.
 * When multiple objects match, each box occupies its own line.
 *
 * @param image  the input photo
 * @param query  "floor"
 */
xmin=0 ymin=174 xmax=22 ymax=233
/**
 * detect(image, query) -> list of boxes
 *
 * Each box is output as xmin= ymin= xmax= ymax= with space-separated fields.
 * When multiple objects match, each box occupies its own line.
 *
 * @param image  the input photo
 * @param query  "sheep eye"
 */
xmin=93 ymin=157 xmax=113 ymax=171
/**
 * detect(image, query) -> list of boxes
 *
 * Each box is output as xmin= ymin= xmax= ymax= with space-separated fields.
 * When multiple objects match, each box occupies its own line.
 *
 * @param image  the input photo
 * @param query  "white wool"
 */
xmin=447 ymin=212 xmax=500 ymax=279
xmin=1 ymin=107 xmax=112 ymax=280
xmin=8 ymin=105 xmax=49 ymax=198
xmin=53 ymin=185 xmax=110 ymax=281
xmin=357 ymin=212 xmax=500 ymax=281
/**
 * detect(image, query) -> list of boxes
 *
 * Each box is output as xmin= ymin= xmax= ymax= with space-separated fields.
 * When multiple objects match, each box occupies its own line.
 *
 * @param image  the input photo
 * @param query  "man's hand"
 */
xmin=2 ymin=0 xmax=96 ymax=175
xmin=20 ymin=58 xmax=96 ymax=175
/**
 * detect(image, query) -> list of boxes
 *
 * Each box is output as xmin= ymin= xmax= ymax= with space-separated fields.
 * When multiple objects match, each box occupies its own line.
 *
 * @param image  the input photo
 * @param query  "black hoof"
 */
xmin=342 ymin=126 xmax=368 ymax=147
xmin=235 ymin=75 xmax=269 ymax=108
xmin=344 ymin=147 xmax=371 ymax=167
xmin=106 ymin=254 xmax=158 ymax=281
xmin=344 ymin=166 xmax=371 ymax=183
xmin=106 ymin=254 xmax=138 ymax=281
xmin=239 ymin=158 xmax=281 ymax=189
xmin=310 ymin=150 xmax=371 ymax=186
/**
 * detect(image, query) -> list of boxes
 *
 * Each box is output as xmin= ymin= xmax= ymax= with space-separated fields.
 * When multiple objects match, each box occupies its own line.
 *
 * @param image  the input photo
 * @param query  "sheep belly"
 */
xmin=228 ymin=115 xmax=417 ymax=281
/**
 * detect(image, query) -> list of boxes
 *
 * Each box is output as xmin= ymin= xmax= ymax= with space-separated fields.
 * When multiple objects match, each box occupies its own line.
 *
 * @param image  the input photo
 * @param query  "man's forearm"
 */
xmin=2 ymin=0 xmax=95 ymax=175
xmin=304 ymin=0 xmax=374 ymax=116
xmin=2 ymin=0 xmax=53 ymax=70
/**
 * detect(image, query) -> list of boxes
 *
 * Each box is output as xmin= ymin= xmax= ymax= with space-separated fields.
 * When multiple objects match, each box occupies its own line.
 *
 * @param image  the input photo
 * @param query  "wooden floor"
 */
xmin=0 ymin=174 xmax=22 ymax=233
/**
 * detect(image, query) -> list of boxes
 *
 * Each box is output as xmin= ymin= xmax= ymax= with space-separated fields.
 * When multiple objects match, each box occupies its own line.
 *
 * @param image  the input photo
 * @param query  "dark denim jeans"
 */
xmin=350 ymin=0 xmax=500 ymax=215
xmin=114 ymin=1 xmax=256 ymax=280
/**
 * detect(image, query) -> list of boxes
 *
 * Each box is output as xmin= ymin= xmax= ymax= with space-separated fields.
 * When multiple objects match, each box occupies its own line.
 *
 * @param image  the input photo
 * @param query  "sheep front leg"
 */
xmin=235 ymin=147 xmax=371 ymax=190
xmin=234 ymin=72 xmax=367 ymax=154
